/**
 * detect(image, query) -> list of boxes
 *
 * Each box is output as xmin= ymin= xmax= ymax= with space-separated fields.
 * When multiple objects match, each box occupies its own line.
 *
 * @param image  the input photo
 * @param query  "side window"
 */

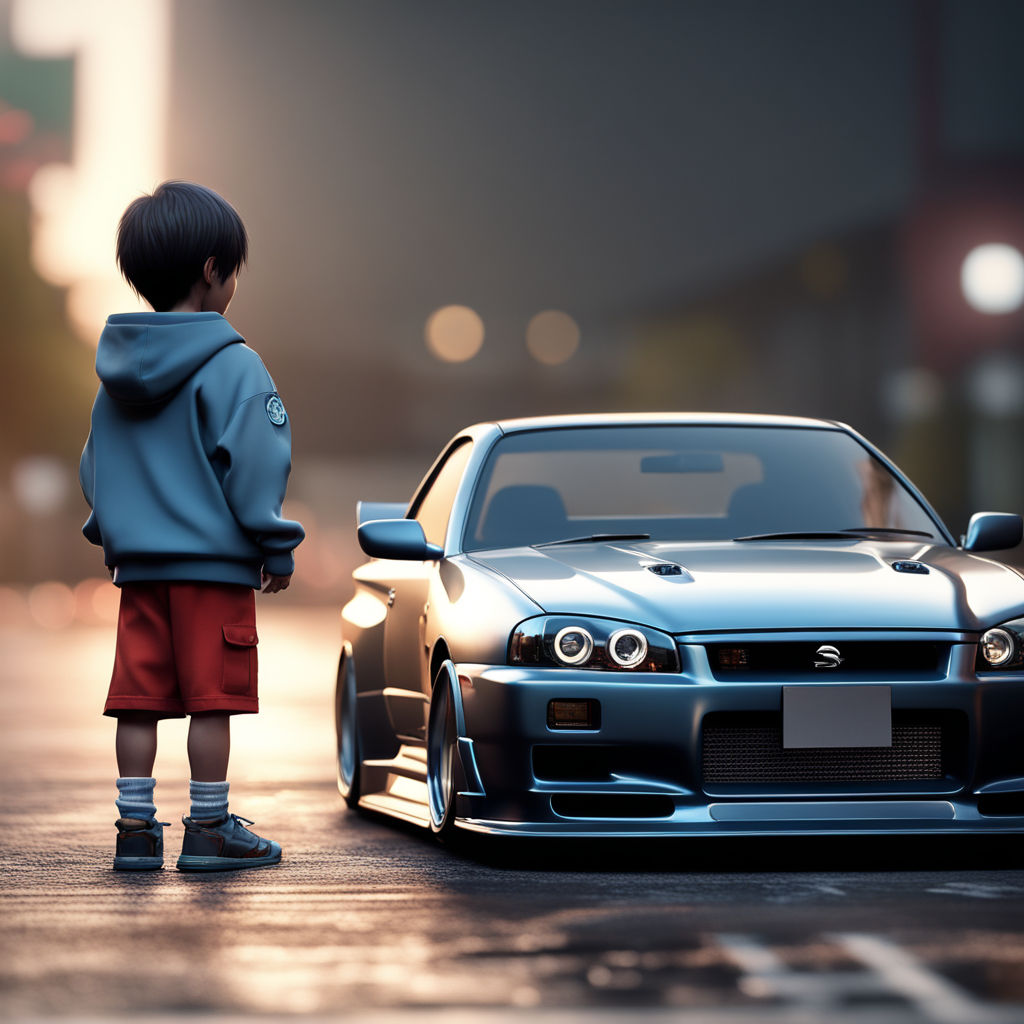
xmin=412 ymin=441 xmax=474 ymax=548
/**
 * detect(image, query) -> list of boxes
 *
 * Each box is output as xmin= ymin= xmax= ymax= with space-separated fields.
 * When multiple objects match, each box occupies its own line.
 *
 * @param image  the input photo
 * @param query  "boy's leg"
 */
xmin=172 ymin=584 xmax=279 ymax=871
xmin=187 ymin=711 xmax=231 ymax=781
xmin=188 ymin=711 xmax=231 ymax=820
xmin=113 ymin=713 xmax=164 ymax=871
xmin=179 ymin=712 xmax=280 ymax=872
xmin=105 ymin=584 xmax=182 ymax=871
xmin=116 ymin=711 xmax=159 ymax=777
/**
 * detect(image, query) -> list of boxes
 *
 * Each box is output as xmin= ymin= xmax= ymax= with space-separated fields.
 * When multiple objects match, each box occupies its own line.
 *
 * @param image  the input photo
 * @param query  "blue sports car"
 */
xmin=335 ymin=413 xmax=1024 ymax=839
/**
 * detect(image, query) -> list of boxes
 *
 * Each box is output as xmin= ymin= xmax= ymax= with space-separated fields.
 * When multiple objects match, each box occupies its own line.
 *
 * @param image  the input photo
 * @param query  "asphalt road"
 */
xmin=3 ymin=603 xmax=1024 ymax=1023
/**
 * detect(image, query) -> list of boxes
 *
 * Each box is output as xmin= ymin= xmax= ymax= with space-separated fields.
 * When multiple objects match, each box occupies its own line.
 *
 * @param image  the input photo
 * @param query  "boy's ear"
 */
xmin=202 ymin=256 xmax=218 ymax=285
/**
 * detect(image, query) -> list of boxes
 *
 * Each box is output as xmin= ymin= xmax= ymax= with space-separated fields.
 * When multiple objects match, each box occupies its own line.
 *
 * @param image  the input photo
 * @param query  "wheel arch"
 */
xmin=429 ymin=638 xmax=452 ymax=691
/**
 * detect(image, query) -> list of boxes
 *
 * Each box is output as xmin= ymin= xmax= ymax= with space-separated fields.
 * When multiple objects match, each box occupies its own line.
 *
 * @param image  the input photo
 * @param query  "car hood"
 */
xmin=469 ymin=540 xmax=1024 ymax=634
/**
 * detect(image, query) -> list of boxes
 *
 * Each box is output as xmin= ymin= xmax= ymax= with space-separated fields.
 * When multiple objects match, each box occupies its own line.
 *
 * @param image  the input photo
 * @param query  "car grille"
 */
xmin=706 ymin=641 xmax=947 ymax=678
xmin=702 ymin=712 xmax=945 ymax=784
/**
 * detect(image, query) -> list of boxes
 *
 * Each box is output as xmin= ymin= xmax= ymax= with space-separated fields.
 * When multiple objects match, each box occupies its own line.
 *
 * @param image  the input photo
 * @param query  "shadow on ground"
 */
xmin=347 ymin=806 xmax=1024 ymax=874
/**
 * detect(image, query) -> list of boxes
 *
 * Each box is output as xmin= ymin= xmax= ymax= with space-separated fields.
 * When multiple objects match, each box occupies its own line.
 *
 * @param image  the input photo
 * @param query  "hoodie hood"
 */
xmin=96 ymin=312 xmax=244 ymax=405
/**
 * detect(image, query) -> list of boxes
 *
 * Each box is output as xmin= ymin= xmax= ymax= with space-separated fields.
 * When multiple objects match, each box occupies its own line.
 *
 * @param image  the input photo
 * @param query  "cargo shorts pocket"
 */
xmin=222 ymin=624 xmax=258 ymax=695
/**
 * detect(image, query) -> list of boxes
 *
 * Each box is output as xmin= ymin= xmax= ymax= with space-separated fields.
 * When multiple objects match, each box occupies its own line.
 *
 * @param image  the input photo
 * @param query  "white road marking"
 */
xmin=719 ymin=932 xmax=1003 ymax=1022
xmin=814 ymin=884 xmax=847 ymax=896
xmin=925 ymin=881 xmax=1024 ymax=900
xmin=716 ymin=933 xmax=879 ymax=1007
xmin=835 ymin=932 xmax=1000 ymax=1023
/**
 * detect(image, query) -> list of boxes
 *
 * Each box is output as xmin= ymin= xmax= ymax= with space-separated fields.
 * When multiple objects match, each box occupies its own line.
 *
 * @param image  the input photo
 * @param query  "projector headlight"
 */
xmin=553 ymin=626 xmax=594 ymax=666
xmin=607 ymin=628 xmax=649 ymax=668
xmin=509 ymin=616 xmax=678 ymax=672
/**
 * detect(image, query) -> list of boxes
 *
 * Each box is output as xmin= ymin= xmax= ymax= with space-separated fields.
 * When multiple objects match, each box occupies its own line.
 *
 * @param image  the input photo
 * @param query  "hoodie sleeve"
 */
xmin=213 ymin=392 xmax=305 ymax=575
xmin=78 ymin=431 xmax=104 ymax=547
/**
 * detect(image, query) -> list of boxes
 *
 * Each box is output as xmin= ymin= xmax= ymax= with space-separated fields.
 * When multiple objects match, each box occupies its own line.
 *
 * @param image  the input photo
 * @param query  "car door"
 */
xmin=381 ymin=440 xmax=474 ymax=739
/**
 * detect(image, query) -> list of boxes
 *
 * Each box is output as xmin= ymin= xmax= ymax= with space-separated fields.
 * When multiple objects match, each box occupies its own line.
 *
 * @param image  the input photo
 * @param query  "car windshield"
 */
xmin=461 ymin=425 xmax=943 ymax=551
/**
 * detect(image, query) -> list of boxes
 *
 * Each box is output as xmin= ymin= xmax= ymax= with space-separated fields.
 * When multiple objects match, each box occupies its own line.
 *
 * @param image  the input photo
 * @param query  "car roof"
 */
xmin=478 ymin=412 xmax=846 ymax=434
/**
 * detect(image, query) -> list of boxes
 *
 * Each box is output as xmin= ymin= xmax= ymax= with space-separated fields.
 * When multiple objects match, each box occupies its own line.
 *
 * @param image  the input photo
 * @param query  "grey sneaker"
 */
xmin=113 ymin=817 xmax=168 ymax=871
xmin=176 ymin=813 xmax=282 ymax=872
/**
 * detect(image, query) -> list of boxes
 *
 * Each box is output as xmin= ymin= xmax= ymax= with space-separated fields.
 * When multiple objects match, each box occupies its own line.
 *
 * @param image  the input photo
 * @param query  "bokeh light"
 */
xmin=525 ymin=310 xmax=580 ymax=366
xmin=0 ymin=104 xmax=33 ymax=145
xmin=967 ymin=354 xmax=1024 ymax=416
xmin=73 ymin=577 xmax=119 ymax=623
xmin=27 ymin=581 xmax=76 ymax=629
xmin=425 ymin=305 xmax=485 ymax=362
xmin=10 ymin=456 xmax=70 ymax=514
xmin=960 ymin=243 xmax=1024 ymax=315
xmin=881 ymin=367 xmax=943 ymax=423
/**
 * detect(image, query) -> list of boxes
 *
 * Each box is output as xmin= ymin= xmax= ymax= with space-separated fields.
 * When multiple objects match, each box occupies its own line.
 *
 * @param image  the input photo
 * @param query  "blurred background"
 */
xmin=2 ymin=0 xmax=1024 ymax=628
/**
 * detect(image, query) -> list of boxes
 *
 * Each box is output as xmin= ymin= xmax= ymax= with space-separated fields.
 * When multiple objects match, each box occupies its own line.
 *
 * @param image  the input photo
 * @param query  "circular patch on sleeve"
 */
xmin=266 ymin=394 xmax=287 ymax=426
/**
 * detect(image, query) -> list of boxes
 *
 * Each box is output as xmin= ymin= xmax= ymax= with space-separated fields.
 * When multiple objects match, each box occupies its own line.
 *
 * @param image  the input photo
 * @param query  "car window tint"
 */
xmin=463 ymin=426 xmax=941 ymax=549
xmin=479 ymin=450 xmax=763 ymax=517
xmin=412 ymin=440 xmax=473 ymax=547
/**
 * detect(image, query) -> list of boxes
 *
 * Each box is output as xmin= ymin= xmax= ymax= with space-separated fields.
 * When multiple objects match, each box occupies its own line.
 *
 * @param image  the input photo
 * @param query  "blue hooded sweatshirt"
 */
xmin=79 ymin=312 xmax=304 ymax=588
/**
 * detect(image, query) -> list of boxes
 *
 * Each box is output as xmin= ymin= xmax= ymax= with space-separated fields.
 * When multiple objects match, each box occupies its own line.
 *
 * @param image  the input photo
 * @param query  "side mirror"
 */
xmin=358 ymin=519 xmax=444 ymax=560
xmin=962 ymin=512 xmax=1023 ymax=552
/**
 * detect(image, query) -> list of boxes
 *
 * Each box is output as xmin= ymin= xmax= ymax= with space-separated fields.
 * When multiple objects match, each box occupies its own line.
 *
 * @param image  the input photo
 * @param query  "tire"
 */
xmin=426 ymin=661 xmax=461 ymax=839
xmin=335 ymin=650 xmax=361 ymax=808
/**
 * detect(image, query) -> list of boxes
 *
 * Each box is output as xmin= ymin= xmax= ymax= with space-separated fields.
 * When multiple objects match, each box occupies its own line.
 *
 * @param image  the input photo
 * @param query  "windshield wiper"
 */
xmin=840 ymin=527 xmax=934 ymax=539
xmin=535 ymin=533 xmax=651 ymax=547
xmin=734 ymin=531 xmax=856 ymax=542
xmin=735 ymin=528 xmax=934 ymax=542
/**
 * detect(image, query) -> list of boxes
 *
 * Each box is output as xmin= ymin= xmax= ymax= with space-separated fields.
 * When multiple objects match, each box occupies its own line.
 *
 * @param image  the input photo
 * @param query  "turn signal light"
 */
xmin=717 ymin=646 xmax=750 ymax=668
xmin=547 ymin=699 xmax=600 ymax=729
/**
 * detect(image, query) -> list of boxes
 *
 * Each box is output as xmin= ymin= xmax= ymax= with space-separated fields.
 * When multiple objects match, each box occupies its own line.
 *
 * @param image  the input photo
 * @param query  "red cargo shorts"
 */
xmin=104 ymin=581 xmax=259 ymax=718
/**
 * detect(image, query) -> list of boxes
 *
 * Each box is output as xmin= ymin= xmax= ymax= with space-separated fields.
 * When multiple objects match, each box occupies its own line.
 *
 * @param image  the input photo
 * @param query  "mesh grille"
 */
xmin=702 ymin=716 xmax=943 ymax=784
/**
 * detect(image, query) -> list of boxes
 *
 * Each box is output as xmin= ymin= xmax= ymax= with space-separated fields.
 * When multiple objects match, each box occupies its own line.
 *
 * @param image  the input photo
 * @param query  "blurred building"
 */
xmin=2 ymin=0 xmax=1024 ymax=595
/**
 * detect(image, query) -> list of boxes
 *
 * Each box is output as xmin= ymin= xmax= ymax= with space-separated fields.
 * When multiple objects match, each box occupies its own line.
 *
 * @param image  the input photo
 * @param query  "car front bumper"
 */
xmin=452 ymin=639 xmax=1024 ymax=837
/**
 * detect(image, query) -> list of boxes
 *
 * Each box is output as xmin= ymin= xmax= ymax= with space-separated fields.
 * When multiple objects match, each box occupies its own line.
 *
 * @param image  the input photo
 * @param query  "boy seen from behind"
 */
xmin=79 ymin=181 xmax=304 ymax=872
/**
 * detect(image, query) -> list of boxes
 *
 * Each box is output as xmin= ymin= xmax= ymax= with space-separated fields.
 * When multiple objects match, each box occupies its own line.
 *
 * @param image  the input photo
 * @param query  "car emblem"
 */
xmin=814 ymin=644 xmax=843 ymax=669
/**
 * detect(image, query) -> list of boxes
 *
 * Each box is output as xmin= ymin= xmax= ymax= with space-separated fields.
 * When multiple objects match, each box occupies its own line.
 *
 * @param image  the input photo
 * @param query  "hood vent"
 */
xmin=892 ymin=560 xmax=929 ymax=575
xmin=645 ymin=562 xmax=692 ymax=580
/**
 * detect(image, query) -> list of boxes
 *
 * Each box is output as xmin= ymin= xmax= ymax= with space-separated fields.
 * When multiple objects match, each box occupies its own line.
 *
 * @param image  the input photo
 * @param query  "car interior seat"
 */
xmin=728 ymin=477 xmax=847 ymax=537
xmin=478 ymin=484 xmax=570 ymax=548
xmin=728 ymin=481 xmax=804 ymax=536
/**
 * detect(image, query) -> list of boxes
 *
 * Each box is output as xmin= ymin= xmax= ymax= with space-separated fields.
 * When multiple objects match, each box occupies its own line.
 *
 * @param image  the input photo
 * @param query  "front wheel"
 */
xmin=426 ymin=661 xmax=461 ymax=839
xmin=335 ymin=649 xmax=361 ymax=808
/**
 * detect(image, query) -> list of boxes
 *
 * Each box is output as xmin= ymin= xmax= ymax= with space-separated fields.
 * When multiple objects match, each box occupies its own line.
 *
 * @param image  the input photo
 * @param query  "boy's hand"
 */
xmin=261 ymin=572 xmax=291 ymax=594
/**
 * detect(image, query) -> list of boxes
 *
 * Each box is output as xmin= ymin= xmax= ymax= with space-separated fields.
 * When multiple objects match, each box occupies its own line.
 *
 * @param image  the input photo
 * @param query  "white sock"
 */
xmin=189 ymin=779 xmax=229 ymax=821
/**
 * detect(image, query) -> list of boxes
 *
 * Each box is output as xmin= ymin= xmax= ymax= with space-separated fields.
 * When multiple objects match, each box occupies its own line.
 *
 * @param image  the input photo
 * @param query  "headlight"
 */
xmin=554 ymin=626 xmax=594 ymax=665
xmin=977 ymin=619 xmax=1024 ymax=671
xmin=607 ymin=628 xmax=649 ymax=668
xmin=509 ymin=616 xmax=678 ymax=672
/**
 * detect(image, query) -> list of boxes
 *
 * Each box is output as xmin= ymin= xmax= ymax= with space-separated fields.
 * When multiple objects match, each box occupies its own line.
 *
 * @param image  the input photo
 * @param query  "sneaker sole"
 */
xmin=113 ymin=856 xmax=163 ymax=871
xmin=176 ymin=851 xmax=282 ymax=873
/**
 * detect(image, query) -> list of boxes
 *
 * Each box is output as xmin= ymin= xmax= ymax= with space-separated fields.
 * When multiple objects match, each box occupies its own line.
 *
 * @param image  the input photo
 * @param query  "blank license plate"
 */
xmin=783 ymin=685 xmax=892 ymax=749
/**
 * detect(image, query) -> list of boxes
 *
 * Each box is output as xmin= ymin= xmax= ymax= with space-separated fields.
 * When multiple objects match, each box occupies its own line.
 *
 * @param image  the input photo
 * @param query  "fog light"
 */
xmin=981 ymin=628 xmax=1015 ymax=667
xmin=607 ymin=628 xmax=648 ymax=668
xmin=554 ymin=626 xmax=594 ymax=665
xmin=547 ymin=699 xmax=600 ymax=729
